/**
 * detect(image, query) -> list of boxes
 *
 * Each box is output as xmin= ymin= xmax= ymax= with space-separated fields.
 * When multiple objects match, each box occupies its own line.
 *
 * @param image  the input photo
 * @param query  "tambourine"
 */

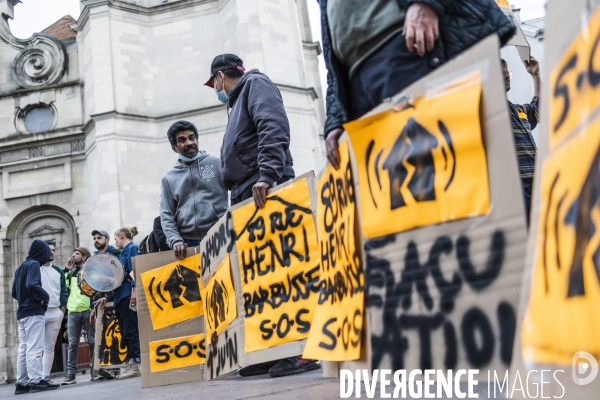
xmin=78 ymin=253 xmax=124 ymax=297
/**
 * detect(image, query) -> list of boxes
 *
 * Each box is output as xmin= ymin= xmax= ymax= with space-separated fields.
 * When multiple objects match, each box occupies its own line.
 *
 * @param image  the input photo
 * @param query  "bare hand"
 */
xmin=89 ymin=309 xmax=95 ymax=324
xmin=326 ymin=128 xmax=343 ymax=169
xmin=94 ymin=298 xmax=107 ymax=309
xmin=173 ymin=242 xmax=189 ymax=260
xmin=253 ymin=182 xmax=271 ymax=209
xmin=403 ymin=3 xmax=439 ymax=57
xmin=524 ymin=56 xmax=540 ymax=77
xmin=130 ymin=297 xmax=137 ymax=310
xmin=65 ymin=257 xmax=73 ymax=270
xmin=60 ymin=306 xmax=66 ymax=316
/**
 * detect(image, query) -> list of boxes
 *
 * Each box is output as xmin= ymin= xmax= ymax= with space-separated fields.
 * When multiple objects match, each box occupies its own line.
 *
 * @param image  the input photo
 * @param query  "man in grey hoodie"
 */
xmin=160 ymin=120 xmax=229 ymax=259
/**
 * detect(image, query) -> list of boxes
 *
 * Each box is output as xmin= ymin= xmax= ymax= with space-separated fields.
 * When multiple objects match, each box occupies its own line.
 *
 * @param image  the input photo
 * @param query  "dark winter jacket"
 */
xmin=221 ymin=69 xmax=295 ymax=197
xmin=149 ymin=216 xmax=170 ymax=253
xmin=320 ymin=0 xmax=517 ymax=136
xmin=94 ymin=244 xmax=121 ymax=257
xmin=12 ymin=239 xmax=51 ymax=320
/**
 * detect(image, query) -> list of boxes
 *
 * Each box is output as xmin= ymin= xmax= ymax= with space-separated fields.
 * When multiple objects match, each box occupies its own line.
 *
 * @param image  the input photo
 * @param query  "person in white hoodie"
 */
xmin=40 ymin=240 xmax=67 ymax=380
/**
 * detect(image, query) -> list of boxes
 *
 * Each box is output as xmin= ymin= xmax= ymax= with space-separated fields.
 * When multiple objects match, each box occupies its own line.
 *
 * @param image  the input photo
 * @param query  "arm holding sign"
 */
xmin=525 ymin=56 xmax=541 ymax=97
xmin=159 ymin=177 xmax=188 ymax=259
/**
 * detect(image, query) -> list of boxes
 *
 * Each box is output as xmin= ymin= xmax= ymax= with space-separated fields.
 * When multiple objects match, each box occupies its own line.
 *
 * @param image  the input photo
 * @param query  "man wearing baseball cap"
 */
xmin=205 ymin=55 xmax=319 ymax=378
xmin=90 ymin=229 xmax=121 ymax=380
xmin=204 ymin=53 xmax=295 ymax=209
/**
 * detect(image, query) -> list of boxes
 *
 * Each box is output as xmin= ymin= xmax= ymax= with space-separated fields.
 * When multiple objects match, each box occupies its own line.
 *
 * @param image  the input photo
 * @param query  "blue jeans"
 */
xmin=349 ymin=33 xmax=437 ymax=120
xmin=183 ymin=239 xmax=200 ymax=247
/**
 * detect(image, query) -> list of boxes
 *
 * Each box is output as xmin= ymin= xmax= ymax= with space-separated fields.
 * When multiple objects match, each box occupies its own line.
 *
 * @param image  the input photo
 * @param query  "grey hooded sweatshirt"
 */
xmin=160 ymin=151 xmax=228 ymax=248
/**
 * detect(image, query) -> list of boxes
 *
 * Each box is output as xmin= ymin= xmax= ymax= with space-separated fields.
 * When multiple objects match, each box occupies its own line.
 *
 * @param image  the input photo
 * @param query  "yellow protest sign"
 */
xmin=303 ymin=140 xmax=364 ymax=361
xmin=201 ymin=254 xmax=237 ymax=345
xmin=232 ymin=177 xmax=320 ymax=352
xmin=97 ymin=305 xmax=127 ymax=366
xmin=346 ymin=75 xmax=489 ymax=239
xmin=494 ymin=0 xmax=510 ymax=8
xmin=522 ymin=117 xmax=600 ymax=365
xmin=149 ymin=333 xmax=206 ymax=372
xmin=549 ymin=6 xmax=600 ymax=150
xmin=140 ymin=254 xmax=203 ymax=330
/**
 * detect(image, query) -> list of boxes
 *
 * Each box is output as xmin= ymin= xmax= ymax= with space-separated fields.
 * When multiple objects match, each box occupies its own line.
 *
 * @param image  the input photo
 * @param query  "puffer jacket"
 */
xmin=320 ymin=0 xmax=517 ymax=136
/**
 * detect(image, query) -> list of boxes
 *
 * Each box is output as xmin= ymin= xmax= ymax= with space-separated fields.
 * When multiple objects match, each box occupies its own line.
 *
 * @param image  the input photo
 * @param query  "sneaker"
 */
xmin=268 ymin=357 xmax=320 ymax=378
xmin=237 ymin=360 xmax=279 ymax=377
xmin=14 ymin=383 xmax=29 ymax=395
xmin=30 ymin=379 xmax=60 ymax=393
xmin=117 ymin=361 xmax=141 ymax=380
xmin=98 ymin=368 xmax=116 ymax=380
xmin=61 ymin=373 xmax=76 ymax=385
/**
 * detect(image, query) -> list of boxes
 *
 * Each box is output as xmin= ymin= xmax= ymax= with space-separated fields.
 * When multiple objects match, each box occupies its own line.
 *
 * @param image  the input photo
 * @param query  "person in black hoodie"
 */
xmin=12 ymin=239 xmax=60 ymax=394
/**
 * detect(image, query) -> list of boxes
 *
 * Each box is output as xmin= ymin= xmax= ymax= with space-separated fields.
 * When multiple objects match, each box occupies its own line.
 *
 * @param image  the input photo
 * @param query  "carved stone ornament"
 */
xmin=11 ymin=34 xmax=67 ymax=89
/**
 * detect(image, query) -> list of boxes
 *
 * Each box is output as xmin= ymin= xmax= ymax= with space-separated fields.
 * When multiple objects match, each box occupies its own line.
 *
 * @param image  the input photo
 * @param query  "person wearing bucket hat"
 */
xmin=204 ymin=53 xmax=295 ymax=209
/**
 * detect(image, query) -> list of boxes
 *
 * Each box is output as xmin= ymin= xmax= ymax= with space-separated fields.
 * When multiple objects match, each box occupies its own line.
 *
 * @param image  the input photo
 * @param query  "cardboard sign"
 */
xmin=199 ymin=213 xmax=242 ymax=380
xmin=303 ymin=139 xmax=365 ymax=361
xmin=134 ymin=249 xmax=205 ymax=388
xmin=346 ymin=74 xmax=490 ymax=239
xmin=231 ymin=176 xmax=320 ymax=352
xmin=148 ymin=333 xmax=206 ymax=373
xmin=325 ymin=35 xmax=528 ymax=378
xmin=522 ymin=119 xmax=600 ymax=365
xmin=510 ymin=2 xmax=600 ymax=398
xmin=93 ymin=303 xmax=128 ymax=369
xmin=201 ymin=253 xmax=237 ymax=345
xmin=494 ymin=0 xmax=531 ymax=61
xmin=548 ymin=5 xmax=600 ymax=150
xmin=140 ymin=254 xmax=203 ymax=330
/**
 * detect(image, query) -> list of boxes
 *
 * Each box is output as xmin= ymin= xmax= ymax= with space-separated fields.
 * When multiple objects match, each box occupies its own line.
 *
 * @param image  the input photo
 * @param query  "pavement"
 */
xmin=0 ymin=369 xmax=501 ymax=399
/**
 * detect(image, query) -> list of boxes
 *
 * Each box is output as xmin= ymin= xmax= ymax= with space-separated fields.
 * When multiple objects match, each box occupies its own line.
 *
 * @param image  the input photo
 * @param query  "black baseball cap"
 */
xmin=91 ymin=229 xmax=110 ymax=239
xmin=204 ymin=53 xmax=245 ymax=88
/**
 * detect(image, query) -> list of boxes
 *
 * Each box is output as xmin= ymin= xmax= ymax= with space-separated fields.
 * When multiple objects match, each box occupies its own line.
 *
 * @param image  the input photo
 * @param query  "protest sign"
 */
xmin=325 ymin=35 xmax=528 ymax=377
xmin=512 ymin=1 xmax=600 ymax=398
xmin=134 ymin=249 xmax=205 ymax=388
xmin=148 ymin=333 xmax=206 ymax=373
xmin=201 ymin=253 xmax=237 ymax=345
xmin=93 ymin=302 xmax=128 ymax=370
xmin=231 ymin=176 xmax=320 ymax=353
xmin=494 ymin=0 xmax=531 ymax=61
xmin=303 ymin=139 xmax=365 ymax=361
xmin=140 ymin=254 xmax=203 ymax=330
xmin=347 ymin=72 xmax=490 ymax=239
xmin=199 ymin=212 xmax=241 ymax=380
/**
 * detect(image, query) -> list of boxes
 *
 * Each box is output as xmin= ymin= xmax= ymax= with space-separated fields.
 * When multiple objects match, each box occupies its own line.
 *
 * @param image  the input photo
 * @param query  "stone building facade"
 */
xmin=0 ymin=0 xmax=324 ymax=382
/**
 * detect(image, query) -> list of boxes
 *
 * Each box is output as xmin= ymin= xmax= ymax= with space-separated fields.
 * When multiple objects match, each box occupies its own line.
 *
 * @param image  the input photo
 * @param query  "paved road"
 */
xmin=0 ymin=370 xmax=501 ymax=399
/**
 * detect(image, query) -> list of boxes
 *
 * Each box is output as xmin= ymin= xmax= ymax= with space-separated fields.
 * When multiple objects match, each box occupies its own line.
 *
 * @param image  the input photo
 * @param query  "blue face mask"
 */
xmin=178 ymin=151 xmax=202 ymax=163
xmin=215 ymin=87 xmax=228 ymax=104
xmin=214 ymin=74 xmax=229 ymax=104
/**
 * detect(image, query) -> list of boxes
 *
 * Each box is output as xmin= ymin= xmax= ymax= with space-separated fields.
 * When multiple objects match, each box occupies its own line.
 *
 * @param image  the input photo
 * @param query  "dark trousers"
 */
xmin=230 ymin=175 xmax=295 ymax=206
xmin=349 ymin=33 xmax=437 ymax=120
xmin=114 ymin=297 xmax=140 ymax=362
xmin=521 ymin=177 xmax=533 ymax=227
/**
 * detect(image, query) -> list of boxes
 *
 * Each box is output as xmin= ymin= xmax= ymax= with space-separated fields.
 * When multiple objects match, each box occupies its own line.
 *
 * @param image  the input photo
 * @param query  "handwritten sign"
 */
xmin=346 ymin=75 xmax=490 ymax=238
xmin=303 ymin=140 xmax=365 ymax=361
xmin=494 ymin=0 xmax=510 ymax=8
xmin=201 ymin=253 xmax=237 ymax=345
xmin=96 ymin=304 xmax=127 ymax=367
xmin=549 ymin=6 xmax=600 ymax=150
xmin=231 ymin=177 xmax=320 ymax=352
xmin=140 ymin=254 xmax=203 ymax=330
xmin=149 ymin=333 xmax=206 ymax=372
xmin=522 ymin=117 xmax=600 ymax=364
